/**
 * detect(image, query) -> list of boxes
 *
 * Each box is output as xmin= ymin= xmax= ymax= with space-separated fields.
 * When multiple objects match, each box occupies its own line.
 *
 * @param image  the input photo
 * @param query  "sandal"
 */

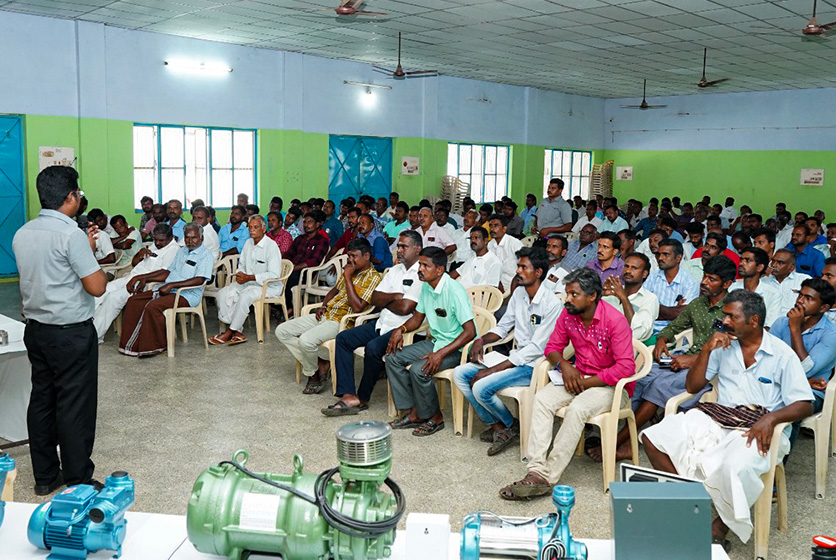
xmin=480 ymin=428 xmax=496 ymax=443
xmin=227 ymin=334 xmax=247 ymax=346
xmin=390 ymin=415 xmax=425 ymax=430
xmin=412 ymin=419 xmax=445 ymax=437
xmin=499 ymin=472 xmax=552 ymax=501
xmin=208 ymin=335 xmax=228 ymax=345
xmin=321 ymin=400 xmax=368 ymax=417
xmin=302 ymin=372 xmax=330 ymax=395
xmin=487 ymin=423 xmax=519 ymax=456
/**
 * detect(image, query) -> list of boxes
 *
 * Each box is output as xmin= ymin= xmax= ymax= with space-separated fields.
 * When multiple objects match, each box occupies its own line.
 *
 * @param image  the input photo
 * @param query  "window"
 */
xmin=447 ymin=143 xmax=509 ymax=203
xmin=133 ymin=124 xmax=256 ymax=209
xmin=543 ymin=149 xmax=591 ymax=200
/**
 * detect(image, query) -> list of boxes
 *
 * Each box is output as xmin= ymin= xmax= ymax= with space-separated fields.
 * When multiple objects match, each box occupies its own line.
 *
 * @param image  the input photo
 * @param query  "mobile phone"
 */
xmin=675 ymin=294 xmax=684 ymax=303
xmin=712 ymin=318 xmax=727 ymax=332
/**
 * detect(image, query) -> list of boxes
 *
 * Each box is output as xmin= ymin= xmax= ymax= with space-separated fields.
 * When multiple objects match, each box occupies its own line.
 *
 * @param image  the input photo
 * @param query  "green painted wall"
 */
xmin=603 ymin=149 xmax=836 ymax=216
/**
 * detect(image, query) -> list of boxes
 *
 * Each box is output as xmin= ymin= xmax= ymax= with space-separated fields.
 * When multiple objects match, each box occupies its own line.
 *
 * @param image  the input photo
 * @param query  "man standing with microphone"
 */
xmin=13 ymin=166 xmax=107 ymax=495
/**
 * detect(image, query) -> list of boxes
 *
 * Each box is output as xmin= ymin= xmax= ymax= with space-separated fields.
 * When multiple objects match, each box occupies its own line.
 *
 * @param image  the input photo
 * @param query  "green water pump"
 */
xmin=186 ymin=421 xmax=404 ymax=560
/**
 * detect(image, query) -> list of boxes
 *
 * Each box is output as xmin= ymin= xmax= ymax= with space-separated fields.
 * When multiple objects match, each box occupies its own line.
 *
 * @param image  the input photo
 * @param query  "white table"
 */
xmin=0 ymin=314 xmax=29 ymax=443
xmin=0 ymin=502 xmax=730 ymax=560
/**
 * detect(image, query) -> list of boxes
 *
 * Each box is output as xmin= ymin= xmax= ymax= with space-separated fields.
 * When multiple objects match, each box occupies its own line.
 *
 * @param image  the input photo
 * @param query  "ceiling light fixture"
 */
xmin=343 ymin=80 xmax=392 ymax=91
xmin=164 ymin=60 xmax=233 ymax=74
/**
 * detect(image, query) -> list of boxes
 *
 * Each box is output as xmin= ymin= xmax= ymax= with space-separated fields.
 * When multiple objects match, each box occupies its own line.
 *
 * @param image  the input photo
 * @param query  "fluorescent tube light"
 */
xmin=343 ymin=80 xmax=391 ymax=90
xmin=164 ymin=60 xmax=233 ymax=74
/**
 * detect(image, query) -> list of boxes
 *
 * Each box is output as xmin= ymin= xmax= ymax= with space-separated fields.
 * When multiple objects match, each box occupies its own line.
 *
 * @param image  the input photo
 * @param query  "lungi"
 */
xmin=118 ymin=291 xmax=190 ymax=357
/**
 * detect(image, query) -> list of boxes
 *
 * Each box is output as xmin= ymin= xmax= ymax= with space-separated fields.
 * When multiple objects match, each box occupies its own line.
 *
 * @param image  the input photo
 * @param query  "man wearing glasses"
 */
xmin=13 ymin=166 xmax=107 ymax=496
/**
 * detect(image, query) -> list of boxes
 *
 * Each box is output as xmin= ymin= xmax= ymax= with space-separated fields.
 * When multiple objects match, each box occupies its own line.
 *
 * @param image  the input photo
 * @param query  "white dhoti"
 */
xmin=642 ymin=409 xmax=789 ymax=542
xmin=94 ymin=276 xmax=133 ymax=340
xmin=217 ymin=281 xmax=282 ymax=332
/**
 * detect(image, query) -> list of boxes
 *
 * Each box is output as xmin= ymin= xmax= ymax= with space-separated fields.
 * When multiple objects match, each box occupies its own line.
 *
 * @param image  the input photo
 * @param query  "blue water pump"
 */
xmin=0 ymin=451 xmax=15 ymax=530
xmin=461 ymin=485 xmax=587 ymax=560
xmin=28 ymin=471 xmax=135 ymax=560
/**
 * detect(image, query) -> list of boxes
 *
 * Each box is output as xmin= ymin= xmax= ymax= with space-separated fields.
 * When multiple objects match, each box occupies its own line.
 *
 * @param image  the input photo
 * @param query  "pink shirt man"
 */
xmin=544 ymin=299 xmax=636 ymax=395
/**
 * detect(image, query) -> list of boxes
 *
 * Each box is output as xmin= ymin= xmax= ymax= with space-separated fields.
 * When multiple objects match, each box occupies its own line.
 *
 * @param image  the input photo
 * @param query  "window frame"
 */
xmin=543 ymin=148 xmax=592 ymax=200
xmin=447 ymin=142 xmax=510 ymax=204
xmin=132 ymin=123 xmax=258 ymax=211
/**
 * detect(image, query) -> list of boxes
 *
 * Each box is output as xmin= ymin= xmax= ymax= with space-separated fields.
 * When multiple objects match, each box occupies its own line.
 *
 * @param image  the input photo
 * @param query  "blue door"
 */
xmin=328 ymin=135 xmax=392 ymax=202
xmin=0 ymin=116 xmax=26 ymax=276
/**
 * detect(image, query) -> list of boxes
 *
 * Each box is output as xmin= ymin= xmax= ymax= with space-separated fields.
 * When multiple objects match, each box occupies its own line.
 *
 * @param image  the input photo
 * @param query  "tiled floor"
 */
xmin=0 ymin=282 xmax=832 ymax=559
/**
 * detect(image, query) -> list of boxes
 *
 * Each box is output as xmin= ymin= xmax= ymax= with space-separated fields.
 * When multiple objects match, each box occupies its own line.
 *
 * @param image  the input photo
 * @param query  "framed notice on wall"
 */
xmin=39 ymin=147 xmax=75 ymax=172
xmin=800 ymin=168 xmax=824 ymax=186
xmin=401 ymin=157 xmax=420 ymax=175
xmin=616 ymin=166 xmax=633 ymax=181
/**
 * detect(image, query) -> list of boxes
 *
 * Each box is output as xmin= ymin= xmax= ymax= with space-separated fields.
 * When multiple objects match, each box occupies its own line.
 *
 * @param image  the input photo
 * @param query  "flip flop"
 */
xmin=412 ymin=419 xmax=445 ymax=437
xmin=208 ymin=335 xmax=228 ymax=346
xmin=321 ymin=401 xmax=368 ymax=417
xmin=227 ymin=334 xmax=247 ymax=346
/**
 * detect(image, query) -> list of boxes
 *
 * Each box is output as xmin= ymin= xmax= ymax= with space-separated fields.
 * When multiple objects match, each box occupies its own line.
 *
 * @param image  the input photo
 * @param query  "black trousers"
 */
xmin=24 ymin=319 xmax=98 ymax=486
xmin=284 ymin=269 xmax=302 ymax=310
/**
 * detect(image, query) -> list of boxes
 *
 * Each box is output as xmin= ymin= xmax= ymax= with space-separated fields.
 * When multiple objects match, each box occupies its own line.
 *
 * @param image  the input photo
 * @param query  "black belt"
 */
xmin=26 ymin=318 xmax=94 ymax=329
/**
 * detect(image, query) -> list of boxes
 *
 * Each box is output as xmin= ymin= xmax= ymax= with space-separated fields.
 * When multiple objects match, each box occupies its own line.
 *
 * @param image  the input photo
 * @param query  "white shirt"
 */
xmin=542 ymin=263 xmax=569 ymax=296
xmin=455 ymin=252 xmax=502 ymax=289
xmin=130 ymin=239 xmax=180 ymax=277
xmin=636 ymin=238 xmax=660 ymax=274
xmin=776 ymin=224 xmax=793 ymax=250
xmin=719 ymin=205 xmax=739 ymax=221
xmin=115 ymin=229 xmax=143 ymax=266
xmin=452 ymin=226 xmax=473 ymax=264
xmin=598 ymin=215 xmax=629 ymax=234
xmin=705 ymin=331 xmax=813 ymax=412
xmin=375 ymin=261 xmax=422 ymax=334
xmin=418 ymin=222 xmax=455 ymax=251
xmin=762 ymin=270 xmax=811 ymax=318
xmin=449 ymin=212 xmax=464 ymax=228
xmin=488 ymin=233 xmax=524 ymax=291
xmin=94 ymin=232 xmax=115 ymax=261
xmin=602 ymin=286 xmax=660 ymax=342
xmin=238 ymin=236 xmax=283 ymax=286
xmin=729 ymin=278 xmax=782 ymax=328
xmin=682 ymin=257 xmax=703 ymax=282
xmin=203 ymin=223 xmax=221 ymax=262
xmin=490 ymin=283 xmax=563 ymax=367
xmin=572 ymin=215 xmax=602 ymax=233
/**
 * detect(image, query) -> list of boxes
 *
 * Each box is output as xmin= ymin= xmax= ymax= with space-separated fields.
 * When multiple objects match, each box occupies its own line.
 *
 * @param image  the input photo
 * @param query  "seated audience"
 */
xmin=542 ymin=234 xmax=569 ymax=296
xmin=322 ymin=230 xmax=423 ymax=416
xmin=586 ymin=231 xmax=623 ymax=284
xmin=118 ymin=223 xmax=213 ymax=357
xmin=562 ymin=224 xmax=598 ymax=270
xmin=454 ymin=247 xmax=561 ymax=455
xmin=636 ymin=228 xmax=668 ymax=274
xmin=416 ymin=207 xmax=456 ymax=256
xmin=682 ymin=222 xmax=705 ymax=259
xmin=450 ymin=209 xmax=478 ymax=269
xmin=138 ymin=196 xmax=154 ymax=235
xmin=821 ymin=257 xmax=836 ymax=324
xmin=326 ymin=206 xmax=361 ymax=261
xmin=601 ymin=253 xmax=659 ymax=343
xmin=633 ymin=202 xmax=658 ymax=239
xmin=210 ymin=215 xmax=283 ymax=346
xmin=284 ymin=206 xmax=303 ymax=239
xmin=751 ymin=228 xmax=776 ymax=267
xmin=219 ymin=205 xmax=251 ymax=256
xmin=763 ymin=249 xmax=811 ymax=317
xmin=684 ymin=231 xmax=726 ymax=281
xmin=645 ymin=239 xmax=700 ymax=332
xmin=383 ymin=201 xmax=411 ymax=243
xmin=658 ymin=215 xmax=684 ymax=243
xmin=322 ymin=200 xmax=344 ymax=247
xmin=357 ymin=214 xmax=392 ymax=272
xmin=190 ymin=206 xmax=221 ymax=261
xmin=93 ymin=223 xmax=179 ymax=341
xmin=88 ymin=208 xmax=116 ymax=237
xmin=573 ymin=200 xmax=602 ymax=234
xmin=789 ymin=223 xmax=825 ymax=277
xmin=502 ymin=201 xmax=524 ymax=237
xmin=266 ymin=211 xmax=292 ymax=254
xmin=141 ymin=203 xmax=165 ymax=240
xmin=598 ymin=204 xmax=629 ymax=234
xmin=93 ymin=226 xmax=116 ymax=266
xmin=450 ymin=226 xmax=501 ymax=289
xmin=244 ymin=204 xmax=259 ymax=218
xmin=237 ymin=193 xmax=249 ymax=207
xmin=283 ymin=211 xmax=330 ymax=312
xmin=499 ymin=267 xmax=634 ymax=500
xmin=488 ymin=214 xmax=524 ymax=293
xmin=109 ymin=215 xmax=142 ymax=268
xmin=520 ymin=193 xmax=537 ymax=234
xmin=386 ymin=247 xmax=476 ymax=436
xmin=166 ymin=200 xmax=186 ymax=242
xmin=618 ymin=229 xmax=637 ymax=260
xmin=729 ymin=247 xmax=780 ymax=328
xmin=276 ymin=238 xmax=381 ymax=394
xmin=642 ymin=290 xmax=813 ymax=547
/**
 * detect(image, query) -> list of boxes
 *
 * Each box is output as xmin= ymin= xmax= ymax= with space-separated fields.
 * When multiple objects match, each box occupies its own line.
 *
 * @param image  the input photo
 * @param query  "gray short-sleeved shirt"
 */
xmin=537 ymin=196 xmax=572 ymax=229
xmin=14 ymin=209 xmax=101 ymax=324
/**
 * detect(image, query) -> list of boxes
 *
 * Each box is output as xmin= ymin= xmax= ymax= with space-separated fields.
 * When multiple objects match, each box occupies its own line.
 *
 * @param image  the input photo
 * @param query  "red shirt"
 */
xmin=267 ymin=228 xmax=292 ymax=254
xmin=691 ymin=248 xmax=741 ymax=278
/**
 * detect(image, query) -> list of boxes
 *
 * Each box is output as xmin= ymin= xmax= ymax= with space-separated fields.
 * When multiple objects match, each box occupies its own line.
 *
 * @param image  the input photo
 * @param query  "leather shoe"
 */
xmin=34 ymin=471 xmax=64 ymax=496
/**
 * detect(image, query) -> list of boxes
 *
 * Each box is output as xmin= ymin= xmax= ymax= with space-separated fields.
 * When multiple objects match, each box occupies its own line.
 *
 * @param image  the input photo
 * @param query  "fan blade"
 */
xmin=646 ymin=105 xmax=667 ymax=108
xmin=703 ymin=78 xmax=729 ymax=87
xmin=819 ymin=20 xmax=836 ymax=30
xmin=405 ymin=69 xmax=438 ymax=76
xmin=353 ymin=10 xmax=387 ymax=15
xmin=372 ymin=65 xmax=396 ymax=74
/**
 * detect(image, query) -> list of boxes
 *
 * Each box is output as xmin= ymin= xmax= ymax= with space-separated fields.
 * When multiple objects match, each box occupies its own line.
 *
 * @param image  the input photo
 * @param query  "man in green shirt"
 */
xmin=383 ymin=201 xmax=411 ymax=244
xmin=386 ymin=246 xmax=477 ymax=436
xmin=609 ymin=255 xmax=737 ymax=460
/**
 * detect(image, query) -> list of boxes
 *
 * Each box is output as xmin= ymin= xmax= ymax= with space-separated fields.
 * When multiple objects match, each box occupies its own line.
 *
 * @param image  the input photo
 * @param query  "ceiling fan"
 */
xmin=621 ymin=79 xmax=667 ymax=110
xmin=751 ymin=0 xmax=836 ymax=37
xmin=696 ymin=48 xmax=729 ymax=88
xmin=373 ymin=33 xmax=438 ymax=79
xmin=295 ymin=0 xmax=386 ymax=17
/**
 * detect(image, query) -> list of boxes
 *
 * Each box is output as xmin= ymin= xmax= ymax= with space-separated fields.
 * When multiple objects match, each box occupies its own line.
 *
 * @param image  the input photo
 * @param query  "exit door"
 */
xmin=328 ymin=135 xmax=392 ymax=202
xmin=0 ymin=116 xmax=26 ymax=276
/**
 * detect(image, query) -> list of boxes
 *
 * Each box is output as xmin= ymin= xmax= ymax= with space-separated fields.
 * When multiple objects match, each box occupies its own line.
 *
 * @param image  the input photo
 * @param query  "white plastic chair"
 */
xmin=800 ymin=370 xmax=836 ymax=499
xmin=292 ymin=254 xmax=347 ymax=317
xmin=665 ymin=388 xmax=788 ymax=560
xmin=466 ymin=285 xmax=504 ymax=314
xmin=254 ymin=259 xmax=294 ymax=343
xmin=164 ymin=283 xmax=209 ymax=358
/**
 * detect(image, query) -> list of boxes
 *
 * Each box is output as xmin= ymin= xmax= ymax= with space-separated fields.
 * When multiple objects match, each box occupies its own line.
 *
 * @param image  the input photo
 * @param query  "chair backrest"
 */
xmin=520 ymin=235 xmax=536 ymax=248
xmin=472 ymin=306 xmax=497 ymax=337
xmin=467 ymin=285 xmax=504 ymax=313
xmin=280 ymin=259 xmax=294 ymax=282
xmin=632 ymin=339 xmax=653 ymax=380
xmin=215 ymin=255 xmax=240 ymax=288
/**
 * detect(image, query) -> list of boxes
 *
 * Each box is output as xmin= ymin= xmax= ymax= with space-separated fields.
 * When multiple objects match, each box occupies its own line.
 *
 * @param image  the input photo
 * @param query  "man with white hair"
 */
xmin=210 ymin=215 xmax=283 ymax=345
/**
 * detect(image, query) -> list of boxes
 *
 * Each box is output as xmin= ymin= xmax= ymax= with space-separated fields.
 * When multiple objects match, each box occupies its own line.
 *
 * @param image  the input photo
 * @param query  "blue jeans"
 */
xmin=453 ymin=362 xmax=533 ymax=428
xmin=334 ymin=320 xmax=392 ymax=402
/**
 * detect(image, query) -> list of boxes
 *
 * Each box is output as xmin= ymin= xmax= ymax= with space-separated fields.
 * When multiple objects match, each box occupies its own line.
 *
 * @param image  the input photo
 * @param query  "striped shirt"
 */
xmin=323 ymin=266 xmax=381 ymax=323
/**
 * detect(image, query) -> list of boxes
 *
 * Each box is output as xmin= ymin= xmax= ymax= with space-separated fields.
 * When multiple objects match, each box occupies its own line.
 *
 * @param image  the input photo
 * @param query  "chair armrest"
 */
xmin=172 ymin=281 xmax=208 ymax=308
xmin=664 ymin=386 xmax=718 ymax=417
xmin=403 ymin=321 xmax=428 ymax=345
xmin=354 ymin=312 xmax=381 ymax=327
xmin=301 ymin=303 xmax=321 ymax=317
xmin=483 ymin=331 xmax=515 ymax=352
xmin=769 ymin=422 xmax=790 ymax=464
xmin=821 ymin=374 xmax=836 ymax=414
xmin=339 ymin=307 xmax=375 ymax=331
xmin=259 ymin=276 xmax=286 ymax=299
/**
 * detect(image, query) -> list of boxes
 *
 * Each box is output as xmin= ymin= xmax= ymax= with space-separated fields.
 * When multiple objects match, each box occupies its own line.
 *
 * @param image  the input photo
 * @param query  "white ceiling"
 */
xmin=3 ymin=0 xmax=836 ymax=97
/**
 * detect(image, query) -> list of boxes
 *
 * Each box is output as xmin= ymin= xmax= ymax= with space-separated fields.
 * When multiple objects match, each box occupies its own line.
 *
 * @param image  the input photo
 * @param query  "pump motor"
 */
xmin=0 ymin=451 xmax=14 ymax=530
xmin=27 ymin=471 xmax=135 ymax=560
xmin=461 ymin=485 xmax=587 ymax=560
xmin=187 ymin=421 xmax=405 ymax=560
